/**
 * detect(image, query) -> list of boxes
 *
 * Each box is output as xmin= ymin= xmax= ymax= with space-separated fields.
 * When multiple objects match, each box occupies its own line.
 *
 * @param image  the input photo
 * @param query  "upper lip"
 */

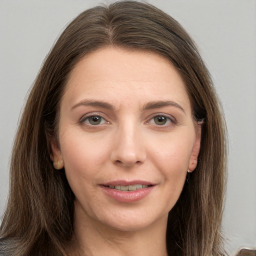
xmin=101 ymin=180 xmax=155 ymax=186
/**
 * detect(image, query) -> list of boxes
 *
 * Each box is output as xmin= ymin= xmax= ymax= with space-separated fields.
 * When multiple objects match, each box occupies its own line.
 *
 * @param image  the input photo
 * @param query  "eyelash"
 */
xmin=80 ymin=113 xmax=109 ymax=126
xmin=147 ymin=114 xmax=176 ymax=127
xmin=79 ymin=113 xmax=177 ymax=127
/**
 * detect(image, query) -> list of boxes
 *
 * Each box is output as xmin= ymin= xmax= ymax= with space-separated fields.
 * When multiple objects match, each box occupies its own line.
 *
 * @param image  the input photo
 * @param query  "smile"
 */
xmin=105 ymin=184 xmax=151 ymax=191
xmin=101 ymin=181 xmax=155 ymax=202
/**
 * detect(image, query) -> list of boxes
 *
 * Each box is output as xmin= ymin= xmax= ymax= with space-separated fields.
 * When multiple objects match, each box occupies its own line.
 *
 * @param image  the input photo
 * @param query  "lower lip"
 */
xmin=100 ymin=186 xmax=155 ymax=203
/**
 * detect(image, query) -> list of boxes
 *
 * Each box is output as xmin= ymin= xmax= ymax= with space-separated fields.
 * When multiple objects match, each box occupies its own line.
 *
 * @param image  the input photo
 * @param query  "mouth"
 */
xmin=103 ymin=184 xmax=153 ymax=192
xmin=100 ymin=181 xmax=155 ymax=202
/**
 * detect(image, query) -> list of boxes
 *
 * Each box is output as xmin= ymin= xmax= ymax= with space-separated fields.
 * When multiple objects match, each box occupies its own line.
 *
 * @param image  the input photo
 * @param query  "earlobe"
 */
xmin=188 ymin=123 xmax=202 ymax=172
xmin=50 ymin=137 xmax=64 ymax=170
xmin=53 ymin=159 xmax=64 ymax=170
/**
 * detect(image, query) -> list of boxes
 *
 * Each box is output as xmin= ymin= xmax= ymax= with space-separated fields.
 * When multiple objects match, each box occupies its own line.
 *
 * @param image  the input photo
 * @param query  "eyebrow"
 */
xmin=71 ymin=100 xmax=115 ymax=110
xmin=143 ymin=100 xmax=185 ymax=113
xmin=71 ymin=99 xmax=185 ymax=113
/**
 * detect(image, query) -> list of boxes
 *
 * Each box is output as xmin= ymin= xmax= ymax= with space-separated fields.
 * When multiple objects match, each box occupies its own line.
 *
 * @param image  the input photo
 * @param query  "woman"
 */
xmin=0 ymin=1 xmax=227 ymax=255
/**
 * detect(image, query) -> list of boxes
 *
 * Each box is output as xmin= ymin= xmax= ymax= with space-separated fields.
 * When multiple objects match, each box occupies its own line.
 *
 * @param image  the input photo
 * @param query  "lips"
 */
xmin=105 ymin=184 xmax=151 ymax=191
xmin=100 ymin=180 xmax=155 ymax=202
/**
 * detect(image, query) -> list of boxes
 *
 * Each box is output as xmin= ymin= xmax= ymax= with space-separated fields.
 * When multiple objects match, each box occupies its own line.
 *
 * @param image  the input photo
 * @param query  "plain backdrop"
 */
xmin=0 ymin=0 xmax=255 ymax=254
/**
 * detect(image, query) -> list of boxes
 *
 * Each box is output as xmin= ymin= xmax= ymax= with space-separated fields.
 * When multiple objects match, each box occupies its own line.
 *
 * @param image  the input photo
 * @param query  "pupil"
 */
xmin=90 ymin=116 xmax=101 ymax=125
xmin=154 ymin=116 xmax=166 ymax=125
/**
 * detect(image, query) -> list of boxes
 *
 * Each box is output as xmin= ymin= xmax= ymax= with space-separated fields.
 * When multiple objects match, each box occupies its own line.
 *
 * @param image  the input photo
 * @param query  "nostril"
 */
xmin=110 ymin=139 xmax=146 ymax=166
xmin=113 ymin=158 xmax=143 ymax=167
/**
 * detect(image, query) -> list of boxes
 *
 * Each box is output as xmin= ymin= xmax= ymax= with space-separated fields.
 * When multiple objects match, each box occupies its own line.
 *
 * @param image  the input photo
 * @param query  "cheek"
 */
xmin=147 ymin=131 xmax=194 ymax=201
xmin=148 ymin=132 xmax=194 ymax=174
xmin=149 ymin=137 xmax=192 ymax=210
xmin=59 ymin=130 xmax=111 ymax=186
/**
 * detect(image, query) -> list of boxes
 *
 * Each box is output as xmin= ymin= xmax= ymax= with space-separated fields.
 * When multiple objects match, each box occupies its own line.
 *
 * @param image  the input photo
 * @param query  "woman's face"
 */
xmin=51 ymin=47 xmax=201 ymax=232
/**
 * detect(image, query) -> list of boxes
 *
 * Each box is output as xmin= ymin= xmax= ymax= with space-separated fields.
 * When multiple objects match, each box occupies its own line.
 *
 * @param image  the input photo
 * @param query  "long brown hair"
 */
xmin=0 ymin=1 xmax=227 ymax=255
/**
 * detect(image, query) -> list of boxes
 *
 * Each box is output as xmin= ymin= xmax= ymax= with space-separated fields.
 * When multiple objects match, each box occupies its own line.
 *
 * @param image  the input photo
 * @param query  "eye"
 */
xmin=149 ymin=115 xmax=175 ymax=126
xmin=81 ymin=115 xmax=107 ymax=126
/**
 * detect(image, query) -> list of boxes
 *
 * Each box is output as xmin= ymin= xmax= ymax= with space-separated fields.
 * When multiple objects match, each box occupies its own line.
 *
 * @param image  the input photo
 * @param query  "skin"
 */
xmin=51 ymin=47 xmax=201 ymax=256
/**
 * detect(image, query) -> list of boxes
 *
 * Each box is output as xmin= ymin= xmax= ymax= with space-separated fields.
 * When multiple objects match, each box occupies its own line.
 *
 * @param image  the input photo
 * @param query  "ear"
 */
xmin=188 ymin=123 xmax=202 ymax=172
xmin=50 ymin=137 xmax=64 ymax=170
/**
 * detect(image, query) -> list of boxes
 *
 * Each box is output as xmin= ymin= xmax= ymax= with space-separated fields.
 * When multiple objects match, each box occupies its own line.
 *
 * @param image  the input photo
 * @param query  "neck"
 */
xmin=67 ymin=204 xmax=169 ymax=256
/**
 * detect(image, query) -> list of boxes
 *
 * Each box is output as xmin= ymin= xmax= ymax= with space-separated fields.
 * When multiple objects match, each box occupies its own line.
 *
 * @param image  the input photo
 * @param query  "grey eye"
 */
xmin=88 ymin=116 xmax=102 ymax=125
xmin=153 ymin=116 xmax=169 ymax=125
xmin=83 ymin=116 xmax=106 ymax=125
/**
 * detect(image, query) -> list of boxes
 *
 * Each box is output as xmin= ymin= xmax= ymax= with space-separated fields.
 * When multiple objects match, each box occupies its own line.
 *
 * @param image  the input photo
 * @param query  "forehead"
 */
xmin=62 ymin=46 xmax=191 ymax=111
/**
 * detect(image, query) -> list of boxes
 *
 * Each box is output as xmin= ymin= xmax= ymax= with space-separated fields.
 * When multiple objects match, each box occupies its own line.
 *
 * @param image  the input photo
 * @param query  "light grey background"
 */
xmin=0 ymin=0 xmax=255 ymax=254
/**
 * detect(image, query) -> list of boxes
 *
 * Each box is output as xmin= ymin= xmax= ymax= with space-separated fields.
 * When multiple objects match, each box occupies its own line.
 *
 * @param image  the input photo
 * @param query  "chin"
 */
xmin=94 ymin=208 xmax=169 ymax=233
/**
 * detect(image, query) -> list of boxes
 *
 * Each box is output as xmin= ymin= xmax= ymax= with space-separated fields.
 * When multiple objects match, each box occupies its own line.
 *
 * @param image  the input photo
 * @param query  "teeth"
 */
xmin=120 ymin=185 xmax=129 ymax=191
xmin=108 ymin=184 xmax=150 ymax=191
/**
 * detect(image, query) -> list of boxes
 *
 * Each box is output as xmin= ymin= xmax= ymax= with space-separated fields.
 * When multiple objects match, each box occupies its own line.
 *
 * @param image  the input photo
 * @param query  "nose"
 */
xmin=110 ymin=124 xmax=146 ymax=167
